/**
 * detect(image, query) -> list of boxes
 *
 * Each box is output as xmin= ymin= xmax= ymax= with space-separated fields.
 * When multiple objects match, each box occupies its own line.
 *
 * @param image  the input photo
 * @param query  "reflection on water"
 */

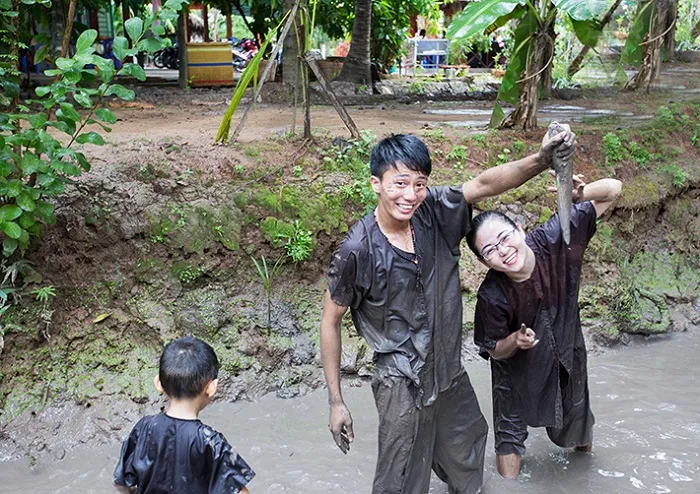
xmin=1 ymin=332 xmax=699 ymax=493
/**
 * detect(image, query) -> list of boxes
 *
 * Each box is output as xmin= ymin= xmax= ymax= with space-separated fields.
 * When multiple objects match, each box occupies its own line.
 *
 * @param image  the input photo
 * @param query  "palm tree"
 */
xmin=337 ymin=0 xmax=372 ymax=86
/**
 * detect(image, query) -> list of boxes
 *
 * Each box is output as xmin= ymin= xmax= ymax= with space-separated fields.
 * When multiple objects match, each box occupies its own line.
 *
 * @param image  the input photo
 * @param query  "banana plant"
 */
xmin=447 ymin=0 xmax=617 ymax=130
xmin=621 ymin=0 xmax=677 ymax=92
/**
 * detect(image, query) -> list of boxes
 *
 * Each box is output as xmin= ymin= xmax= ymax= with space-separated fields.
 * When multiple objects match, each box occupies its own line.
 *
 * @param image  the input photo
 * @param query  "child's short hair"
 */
xmin=159 ymin=336 xmax=220 ymax=399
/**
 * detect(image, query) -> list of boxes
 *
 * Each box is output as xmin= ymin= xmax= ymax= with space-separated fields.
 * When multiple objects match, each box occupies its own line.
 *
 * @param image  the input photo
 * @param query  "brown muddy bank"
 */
xmin=1 ymin=86 xmax=700 ymax=463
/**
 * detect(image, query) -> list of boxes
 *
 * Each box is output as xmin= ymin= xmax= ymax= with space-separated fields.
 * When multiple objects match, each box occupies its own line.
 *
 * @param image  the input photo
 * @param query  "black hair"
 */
xmin=466 ymin=210 xmax=517 ymax=259
xmin=370 ymin=134 xmax=432 ymax=179
xmin=159 ymin=336 xmax=219 ymax=399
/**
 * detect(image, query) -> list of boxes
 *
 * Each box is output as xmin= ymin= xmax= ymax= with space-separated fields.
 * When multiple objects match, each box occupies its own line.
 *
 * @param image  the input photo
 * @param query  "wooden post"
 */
xmin=304 ymin=54 xmax=360 ymax=139
xmin=231 ymin=0 xmax=301 ymax=141
xmin=178 ymin=8 xmax=188 ymax=88
xmin=226 ymin=14 xmax=232 ymax=39
xmin=202 ymin=4 xmax=209 ymax=42
xmin=122 ymin=1 xmax=131 ymax=43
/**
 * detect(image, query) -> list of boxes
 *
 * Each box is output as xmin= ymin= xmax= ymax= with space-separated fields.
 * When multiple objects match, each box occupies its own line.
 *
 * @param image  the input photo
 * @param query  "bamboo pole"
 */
xmin=230 ymin=0 xmax=301 ymax=141
xmin=304 ymin=54 xmax=360 ymax=139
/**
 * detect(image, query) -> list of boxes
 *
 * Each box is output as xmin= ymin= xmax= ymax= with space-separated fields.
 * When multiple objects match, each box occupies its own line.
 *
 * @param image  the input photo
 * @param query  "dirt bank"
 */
xmin=1 ymin=65 xmax=700 ymax=462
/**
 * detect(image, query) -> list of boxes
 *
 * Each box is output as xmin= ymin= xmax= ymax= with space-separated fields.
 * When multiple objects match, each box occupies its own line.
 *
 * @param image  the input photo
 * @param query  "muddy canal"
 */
xmin=1 ymin=331 xmax=698 ymax=493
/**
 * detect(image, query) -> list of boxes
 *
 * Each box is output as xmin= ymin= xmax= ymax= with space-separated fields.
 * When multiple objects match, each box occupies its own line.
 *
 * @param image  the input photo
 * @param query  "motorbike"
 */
xmin=153 ymin=45 xmax=179 ymax=70
xmin=231 ymin=38 xmax=258 ymax=72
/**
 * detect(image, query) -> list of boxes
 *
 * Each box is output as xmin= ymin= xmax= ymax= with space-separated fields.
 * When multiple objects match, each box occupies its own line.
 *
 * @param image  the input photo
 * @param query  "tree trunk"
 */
xmin=663 ymin=0 xmax=677 ymax=60
xmin=283 ymin=0 xmax=304 ymax=92
xmin=624 ymin=0 xmax=666 ymax=92
xmin=503 ymin=30 xmax=551 ymax=130
xmin=60 ymin=0 xmax=78 ymax=58
xmin=178 ymin=9 xmax=188 ymax=89
xmin=49 ymin=0 xmax=66 ymax=57
xmin=541 ymin=9 xmax=556 ymax=100
xmin=568 ymin=0 xmax=623 ymax=78
xmin=337 ymin=0 xmax=372 ymax=86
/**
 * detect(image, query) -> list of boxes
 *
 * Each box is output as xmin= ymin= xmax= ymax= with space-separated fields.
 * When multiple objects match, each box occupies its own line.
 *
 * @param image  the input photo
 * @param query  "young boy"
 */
xmin=467 ymin=174 xmax=622 ymax=478
xmin=114 ymin=336 xmax=255 ymax=493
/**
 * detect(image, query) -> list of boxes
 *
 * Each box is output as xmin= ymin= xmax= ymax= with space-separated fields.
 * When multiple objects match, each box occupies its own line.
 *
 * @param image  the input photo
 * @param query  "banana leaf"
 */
xmin=446 ymin=0 xmax=527 ymax=39
xmin=552 ymin=0 xmax=617 ymax=21
xmin=621 ymin=0 xmax=657 ymax=66
xmin=571 ymin=18 xmax=603 ymax=47
xmin=489 ymin=7 xmax=538 ymax=127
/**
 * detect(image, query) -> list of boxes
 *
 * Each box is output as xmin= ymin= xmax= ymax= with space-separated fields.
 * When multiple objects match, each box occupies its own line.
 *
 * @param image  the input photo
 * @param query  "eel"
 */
xmin=548 ymin=121 xmax=573 ymax=245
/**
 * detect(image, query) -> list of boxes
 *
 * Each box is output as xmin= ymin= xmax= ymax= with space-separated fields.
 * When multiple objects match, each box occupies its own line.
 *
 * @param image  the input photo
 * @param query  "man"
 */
xmin=467 ymin=174 xmax=622 ymax=478
xmin=320 ymin=129 xmax=575 ymax=494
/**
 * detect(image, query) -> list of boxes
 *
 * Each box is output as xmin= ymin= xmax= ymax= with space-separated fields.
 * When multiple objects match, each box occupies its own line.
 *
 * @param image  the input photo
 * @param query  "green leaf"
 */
xmin=151 ymin=24 xmax=166 ymax=36
xmin=0 ymin=221 xmax=23 ymax=240
xmin=20 ymin=152 xmax=41 ymax=174
xmin=571 ymin=18 xmax=603 ymax=47
xmin=3 ymin=238 xmax=18 ymax=257
xmin=136 ymin=37 xmax=164 ymax=54
xmin=113 ymin=36 xmax=129 ymax=61
xmin=57 ymin=102 xmax=82 ymax=123
xmin=552 ymin=0 xmax=614 ymax=22
xmin=498 ymin=8 xmax=538 ymax=105
xmin=73 ymin=91 xmax=92 ymax=108
xmin=94 ymin=108 xmax=117 ymax=124
xmin=55 ymin=57 xmax=75 ymax=70
xmin=0 ymin=135 xmax=4 ymax=148
xmin=76 ymin=132 xmax=105 ymax=146
xmin=125 ymin=18 xmax=144 ymax=44
xmin=0 ymin=205 xmax=22 ymax=222
xmin=447 ymin=0 xmax=528 ymax=39
xmin=621 ymin=0 xmax=656 ymax=66
xmin=120 ymin=63 xmax=147 ymax=81
xmin=76 ymin=29 xmax=98 ymax=53
xmin=35 ymin=200 xmax=55 ymax=223
xmin=104 ymin=84 xmax=135 ymax=101
xmin=3 ymin=180 xmax=23 ymax=198
xmin=489 ymin=101 xmax=506 ymax=128
xmin=29 ymin=112 xmax=48 ymax=129
xmin=18 ymin=211 xmax=36 ymax=229
xmin=16 ymin=192 xmax=36 ymax=212
xmin=35 ymin=86 xmax=50 ymax=98
xmin=164 ymin=0 xmax=188 ymax=11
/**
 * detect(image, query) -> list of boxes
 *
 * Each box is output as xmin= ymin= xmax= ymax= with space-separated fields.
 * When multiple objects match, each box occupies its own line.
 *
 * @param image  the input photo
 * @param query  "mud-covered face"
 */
xmin=371 ymin=162 xmax=429 ymax=222
xmin=475 ymin=219 xmax=527 ymax=274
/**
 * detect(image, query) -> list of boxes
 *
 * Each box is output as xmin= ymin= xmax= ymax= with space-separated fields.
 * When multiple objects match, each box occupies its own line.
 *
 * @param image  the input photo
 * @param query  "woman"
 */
xmin=467 ymin=174 xmax=622 ymax=478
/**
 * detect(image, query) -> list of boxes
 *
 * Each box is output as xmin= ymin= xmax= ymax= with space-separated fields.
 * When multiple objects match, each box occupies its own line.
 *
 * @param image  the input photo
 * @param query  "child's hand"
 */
xmin=514 ymin=323 xmax=539 ymax=350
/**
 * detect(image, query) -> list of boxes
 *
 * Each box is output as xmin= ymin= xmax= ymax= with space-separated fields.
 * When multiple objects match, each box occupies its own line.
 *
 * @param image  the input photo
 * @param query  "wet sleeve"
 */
xmin=426 ymin=185 xmax=472 ymax=254
xmin=327 ymin=236 xmax=366 ymax=309
xmin=473 ymin=282 xmax=512 ymax=360
xmin=113 ymin=420 xmax=143 ymax=488
xmin=569 ymin=201 xmax=598 ymax=248
xmin=208 ymin=434 xmax=256 ymax=494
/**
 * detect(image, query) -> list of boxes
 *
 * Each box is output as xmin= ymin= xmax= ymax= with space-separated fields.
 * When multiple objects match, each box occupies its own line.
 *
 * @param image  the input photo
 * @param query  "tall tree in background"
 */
xmin=336 ymin=0 xmax=371 ymax=86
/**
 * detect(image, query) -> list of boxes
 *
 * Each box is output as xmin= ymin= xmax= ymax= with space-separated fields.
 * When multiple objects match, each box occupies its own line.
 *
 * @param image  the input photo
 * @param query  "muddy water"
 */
xmin=2 ymin=332 xmax=699 ymax=493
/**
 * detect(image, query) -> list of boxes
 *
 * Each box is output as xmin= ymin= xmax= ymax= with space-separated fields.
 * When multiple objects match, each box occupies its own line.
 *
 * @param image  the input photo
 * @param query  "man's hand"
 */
xmin=513 ymin=323 xmax=539 ymax=350
xmin=548 ymin=170 xmax=586 ymax=203
xmin=538 ymin=124 xmax=576 ymax=171
xmin=329 ymin=402 xmax=355 ymax=454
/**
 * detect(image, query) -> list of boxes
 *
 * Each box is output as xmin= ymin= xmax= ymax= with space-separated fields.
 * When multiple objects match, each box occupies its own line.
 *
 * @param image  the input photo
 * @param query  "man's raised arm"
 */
xmin=462 ymin=127 xmax=577 ymax=204
xmin=320 ymin=289 xmax=355 ymax=454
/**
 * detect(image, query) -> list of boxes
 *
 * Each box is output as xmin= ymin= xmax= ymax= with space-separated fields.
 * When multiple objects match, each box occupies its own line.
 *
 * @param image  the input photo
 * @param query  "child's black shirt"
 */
xmin=114 ymin=413 xmax=255 ymax=494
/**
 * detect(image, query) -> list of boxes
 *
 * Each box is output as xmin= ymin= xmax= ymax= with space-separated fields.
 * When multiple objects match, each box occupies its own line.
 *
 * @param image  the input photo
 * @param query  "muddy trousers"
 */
xmin=491 ymin=359 xmax=595 ymax=456
xmin=371 ymin=371 xmax=489 ymax=494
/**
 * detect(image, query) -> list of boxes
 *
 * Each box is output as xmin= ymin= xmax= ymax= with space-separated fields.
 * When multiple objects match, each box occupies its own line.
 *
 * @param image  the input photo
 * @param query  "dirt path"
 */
xmin=96 ymin=62 xmax=700 ymax=149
